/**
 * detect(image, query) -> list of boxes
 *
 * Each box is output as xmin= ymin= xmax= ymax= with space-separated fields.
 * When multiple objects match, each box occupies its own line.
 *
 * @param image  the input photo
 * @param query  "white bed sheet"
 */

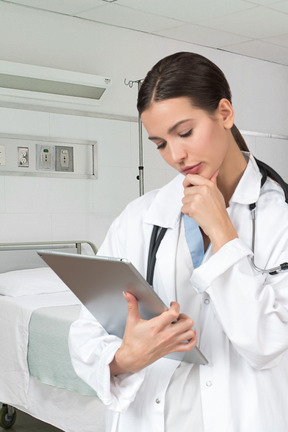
xmin=0 ymin=290 xmax=107 ymax=431
xmin=16 ymin=377 xmax=105 ymax=432
xmin=0 ymin=291 xmax=80 ymax=406
xmin=0 ymin=267 xmax=69 ymax=296
xmin=0 ymin=290 xmax=106 ymax=431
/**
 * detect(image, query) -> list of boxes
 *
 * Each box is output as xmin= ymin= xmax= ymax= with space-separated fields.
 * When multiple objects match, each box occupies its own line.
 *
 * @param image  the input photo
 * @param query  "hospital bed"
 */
xmin=0 ymin=240 xmax=106 ymax=432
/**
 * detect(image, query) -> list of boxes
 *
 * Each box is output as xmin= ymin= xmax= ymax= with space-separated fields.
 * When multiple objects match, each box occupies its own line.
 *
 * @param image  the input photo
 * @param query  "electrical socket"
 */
xmin=55 ymin=146 xmax=74 ymax=172
xmin=36 ymin=144 xmax=55 ymax=171
xmin=18 ymin=147 xmax=29 ymax=167
xmin=0 ymin=145 xmax=6 ymax=166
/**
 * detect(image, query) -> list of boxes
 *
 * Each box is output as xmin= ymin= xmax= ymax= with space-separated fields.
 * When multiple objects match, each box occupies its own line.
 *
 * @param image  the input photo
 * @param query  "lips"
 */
xmin=181 ymin=163 xmax=202 ymax=175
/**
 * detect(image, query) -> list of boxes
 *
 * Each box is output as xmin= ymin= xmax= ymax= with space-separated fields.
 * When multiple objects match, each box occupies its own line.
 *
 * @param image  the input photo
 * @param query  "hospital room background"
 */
xmin=0 ymin=1 xmax=287 ymax=250
xmin=0 ymin=1 xmax=288 ymax=431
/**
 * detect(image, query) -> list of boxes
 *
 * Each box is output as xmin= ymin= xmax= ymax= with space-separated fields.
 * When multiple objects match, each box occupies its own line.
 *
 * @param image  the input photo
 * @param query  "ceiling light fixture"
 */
xmin=0 ymin=60 xmax=112 ymax=115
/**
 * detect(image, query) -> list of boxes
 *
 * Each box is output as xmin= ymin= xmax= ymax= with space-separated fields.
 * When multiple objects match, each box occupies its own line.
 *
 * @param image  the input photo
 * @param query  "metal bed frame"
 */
xmin=0 ymin=240 xmax=97 ymax=254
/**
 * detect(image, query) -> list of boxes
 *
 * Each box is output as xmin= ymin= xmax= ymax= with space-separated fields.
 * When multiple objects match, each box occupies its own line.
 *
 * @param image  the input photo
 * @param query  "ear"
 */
xmin=217 ymin=98 xmax=234 ymax=129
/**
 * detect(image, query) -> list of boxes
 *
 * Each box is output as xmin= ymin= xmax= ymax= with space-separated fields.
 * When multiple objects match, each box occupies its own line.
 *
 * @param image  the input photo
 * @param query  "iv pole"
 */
xmin=124 ymin=78 xmax=144 ymax=196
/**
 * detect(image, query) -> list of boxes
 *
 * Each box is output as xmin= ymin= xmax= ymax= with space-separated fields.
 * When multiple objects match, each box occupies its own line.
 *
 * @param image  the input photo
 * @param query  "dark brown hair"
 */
xmin=137 ymin=52 xmax=249 ymax=152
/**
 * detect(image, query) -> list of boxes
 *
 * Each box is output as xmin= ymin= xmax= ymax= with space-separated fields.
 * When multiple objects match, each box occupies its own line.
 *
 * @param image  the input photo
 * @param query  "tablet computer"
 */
xmin=38 ymin=250 xmax=208 ymax=365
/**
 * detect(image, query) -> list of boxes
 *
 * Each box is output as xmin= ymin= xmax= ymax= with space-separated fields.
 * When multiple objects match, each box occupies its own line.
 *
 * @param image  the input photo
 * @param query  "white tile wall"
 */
xmin=247 ymin=136 xmax=288 ymax=182
xmin=0 ymin=213 xmax=53 ymax=242
xmin=86 ymin=117 xmax=133 ymax=168
xmin=4 ymin=176 xmax=89 ymax=213
xmin=0 ymin=176 xmax=6 ymax=213
xmin=87 ymin=214 xmax=114 ymax=249
xmin=51 ymin=213 xmax=89 ymax=241
xmin=0 ymin=107 xmax=50 ymax=136
xmin=49 ymin=113 xmax=88 ymax=141
xmin=89 ymin=165 xmax=139 ymax=216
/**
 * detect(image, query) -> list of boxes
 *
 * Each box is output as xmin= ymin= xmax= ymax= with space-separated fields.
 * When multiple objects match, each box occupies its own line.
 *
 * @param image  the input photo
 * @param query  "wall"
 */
xmin=0 ymin=2 xmax=287 ymax=249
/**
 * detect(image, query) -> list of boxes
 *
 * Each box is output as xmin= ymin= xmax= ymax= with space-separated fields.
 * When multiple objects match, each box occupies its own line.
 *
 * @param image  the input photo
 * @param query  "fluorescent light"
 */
xmin=0 ymin=60 xmax=111 ymax=114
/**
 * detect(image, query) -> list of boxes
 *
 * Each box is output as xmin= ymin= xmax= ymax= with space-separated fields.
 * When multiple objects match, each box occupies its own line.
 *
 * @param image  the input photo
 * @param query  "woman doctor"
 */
xmin=69 ymin=52 xmax=288 ymax=432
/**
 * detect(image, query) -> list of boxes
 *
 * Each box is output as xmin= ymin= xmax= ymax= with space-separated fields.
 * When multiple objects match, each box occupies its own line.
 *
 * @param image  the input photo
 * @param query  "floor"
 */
xmin=0 ymin=409 xmax=63 ymax=432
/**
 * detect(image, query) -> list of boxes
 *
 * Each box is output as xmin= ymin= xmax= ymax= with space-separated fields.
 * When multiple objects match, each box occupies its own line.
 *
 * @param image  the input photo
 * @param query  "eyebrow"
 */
xmin=148 ymin=119 xmax=192 ymax=141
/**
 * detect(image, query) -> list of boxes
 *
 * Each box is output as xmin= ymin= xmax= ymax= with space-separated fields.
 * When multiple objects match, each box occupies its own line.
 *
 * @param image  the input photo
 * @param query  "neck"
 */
xmin=217 ymin=137 xmax=248 ymax=206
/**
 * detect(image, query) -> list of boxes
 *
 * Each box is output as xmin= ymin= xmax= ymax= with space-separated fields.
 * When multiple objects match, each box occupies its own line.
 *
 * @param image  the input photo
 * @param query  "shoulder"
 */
xmin=260 ymin=176 xmax=287 ymax=210
xmin=257 ymin=176 xmax=288 ymax=241
xmin=98 ymin=174 xmax=183 ymax=262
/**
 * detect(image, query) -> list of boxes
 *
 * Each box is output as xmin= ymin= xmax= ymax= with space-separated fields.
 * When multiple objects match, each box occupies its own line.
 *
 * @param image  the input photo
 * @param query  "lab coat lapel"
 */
xmin=144 ymin=174 xmax=184 ymax=229
xmin=143 ymin=174 xmax=184 ymax=304
xmin=153 ymin=224 xmax=180 ymax=305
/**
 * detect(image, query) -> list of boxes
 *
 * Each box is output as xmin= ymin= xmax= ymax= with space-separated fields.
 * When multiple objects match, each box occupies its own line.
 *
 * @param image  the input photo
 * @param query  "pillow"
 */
xmin=0 ymin=267 xmax=69 ymax=297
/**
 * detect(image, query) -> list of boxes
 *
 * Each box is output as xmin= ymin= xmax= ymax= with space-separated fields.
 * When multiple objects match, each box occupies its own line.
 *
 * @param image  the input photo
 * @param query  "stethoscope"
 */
xmin=146 ymin=159 xmax=288 ymax=286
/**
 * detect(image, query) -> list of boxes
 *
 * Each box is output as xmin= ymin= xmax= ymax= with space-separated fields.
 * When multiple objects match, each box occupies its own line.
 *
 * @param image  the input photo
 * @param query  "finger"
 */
xmin=173 ymin=334 xmax=198 ymax=352
xmin=210 ymin=170 xmax=219 ymax=184
xmin=171 ymin=314 xmax=194 ymax=334
xmin=179 ymin=337 xmax=198 ymax=351
xmin=169 ymin=301 xmax=180 ymax=314
xmin=123 ymin=291 xmax=141 ymax=322
xmin=183 ymin=173 xmax=211 ymax=188
xmin=155 ymin=301 xmax=180 ymax=326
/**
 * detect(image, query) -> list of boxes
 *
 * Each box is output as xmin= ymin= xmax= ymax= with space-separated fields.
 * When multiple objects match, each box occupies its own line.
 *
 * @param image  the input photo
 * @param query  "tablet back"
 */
xmin=38 ymin=251 xmax=167 ymax=338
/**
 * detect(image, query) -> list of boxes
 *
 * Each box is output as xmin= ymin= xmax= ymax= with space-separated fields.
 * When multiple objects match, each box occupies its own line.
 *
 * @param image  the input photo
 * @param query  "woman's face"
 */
xmin=141 ymin=97 xmax=234 ymax=180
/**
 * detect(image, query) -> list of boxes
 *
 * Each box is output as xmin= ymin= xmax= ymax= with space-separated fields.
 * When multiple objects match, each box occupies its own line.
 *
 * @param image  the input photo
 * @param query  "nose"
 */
xmin=168 ymin=141 xmax=187 ymax=163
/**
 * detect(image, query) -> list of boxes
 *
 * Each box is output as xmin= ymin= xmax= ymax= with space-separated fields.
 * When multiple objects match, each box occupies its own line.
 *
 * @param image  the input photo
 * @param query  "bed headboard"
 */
xmin=0 ymin=240 xmax=97 ymax=273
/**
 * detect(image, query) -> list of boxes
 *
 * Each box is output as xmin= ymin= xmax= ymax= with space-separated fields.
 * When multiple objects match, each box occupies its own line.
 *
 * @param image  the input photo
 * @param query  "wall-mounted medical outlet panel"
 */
xmin=0 ymin=136 xmax=97 ymax=179
xmin=55 ymin=146 xmax=74 ymax=172
xmin=36 ymin=144 xmax=55 ymax=171
xmin=18 ymin=146 xmax=29 ymax=167
xmin=0 ymin=145 xmax=6 ymax=166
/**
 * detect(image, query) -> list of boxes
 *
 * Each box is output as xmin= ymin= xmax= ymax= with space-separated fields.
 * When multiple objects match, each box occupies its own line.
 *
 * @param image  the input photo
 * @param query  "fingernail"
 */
xmin=122 ymin=291 xmax=130 ymax=301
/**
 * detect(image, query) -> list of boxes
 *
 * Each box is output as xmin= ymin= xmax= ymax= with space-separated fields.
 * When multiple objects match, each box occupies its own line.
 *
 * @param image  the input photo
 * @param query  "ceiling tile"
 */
xmin=156 ymin=24 xmax=250 ymax=48
xmin=2 ymin=0 xmax=288 ymax=66
xmin=263 ymin=33 xmax=288 ymax=48
xmin=268 ymin=0 xmax=288 ymax=13
xmin=199 ymin=6 xmax=288 ymax=39
xmin=77 ymin=3 xmax=184 ymax=32
xmin=243 ymin=0 xmax=285 ymax=4
xmin=3 ymin=0 xmax=104 ymax=15
xmin=222 ymin=39 xmax=288 ymax=65
xmin=116 ymin=0 xmax=255 ymax=23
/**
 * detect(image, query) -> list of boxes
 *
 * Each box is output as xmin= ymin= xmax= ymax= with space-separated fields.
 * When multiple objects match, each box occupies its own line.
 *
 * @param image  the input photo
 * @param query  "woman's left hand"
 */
xmin=182 ymin=171 xmax=238 ymax=253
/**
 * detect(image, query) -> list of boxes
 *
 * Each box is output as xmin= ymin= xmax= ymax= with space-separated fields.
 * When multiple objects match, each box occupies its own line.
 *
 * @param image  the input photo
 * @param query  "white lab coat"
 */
xmin=69 ymin=154 xmax=288 ymax=432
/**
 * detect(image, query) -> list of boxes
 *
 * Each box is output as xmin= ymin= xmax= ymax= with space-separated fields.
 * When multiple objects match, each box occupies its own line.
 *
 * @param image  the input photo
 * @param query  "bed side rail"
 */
xmin=0 ymin=240 xmax=97 ymax=272
xmin=0 ymin=240 xmax=97 ymax=255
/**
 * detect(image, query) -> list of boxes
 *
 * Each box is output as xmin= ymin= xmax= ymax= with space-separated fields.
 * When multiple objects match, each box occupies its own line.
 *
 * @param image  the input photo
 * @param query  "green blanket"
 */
xmin=28 ymin=304 xmax=98 ymax=397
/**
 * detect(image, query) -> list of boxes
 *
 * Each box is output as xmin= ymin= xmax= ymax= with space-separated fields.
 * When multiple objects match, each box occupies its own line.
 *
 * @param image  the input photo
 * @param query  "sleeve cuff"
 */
xmin=191 ymin=238 xmax=252 ymax=293
xmin=96 ymin=340 xmax=146 ymax=412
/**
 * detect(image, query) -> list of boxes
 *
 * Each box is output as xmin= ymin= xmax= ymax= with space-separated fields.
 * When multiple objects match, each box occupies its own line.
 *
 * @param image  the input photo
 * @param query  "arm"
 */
xmin=69 ymin=294 xmax=197 ymax=411
xmin=193 ymin=242 xmax=288 ymax=370
xmin=182 ymin=172 xmax=288 ymax=369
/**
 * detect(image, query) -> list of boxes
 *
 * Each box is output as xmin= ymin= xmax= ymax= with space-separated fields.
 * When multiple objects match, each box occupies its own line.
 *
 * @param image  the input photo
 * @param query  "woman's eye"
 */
xmin=156 ymin=142 xmax=166 ymax=150
xmin=179 ymin=129 xmax=192 ymax=138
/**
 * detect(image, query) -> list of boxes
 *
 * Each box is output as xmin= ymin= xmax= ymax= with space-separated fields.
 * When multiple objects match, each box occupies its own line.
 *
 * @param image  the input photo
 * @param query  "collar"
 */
xmin=229 ymin=152 xmax=262 ymax=205
xmin=143 ymin=152 xmax=263 ymax=228
xmin=144 ymin=174 xmax=184 ymax=229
